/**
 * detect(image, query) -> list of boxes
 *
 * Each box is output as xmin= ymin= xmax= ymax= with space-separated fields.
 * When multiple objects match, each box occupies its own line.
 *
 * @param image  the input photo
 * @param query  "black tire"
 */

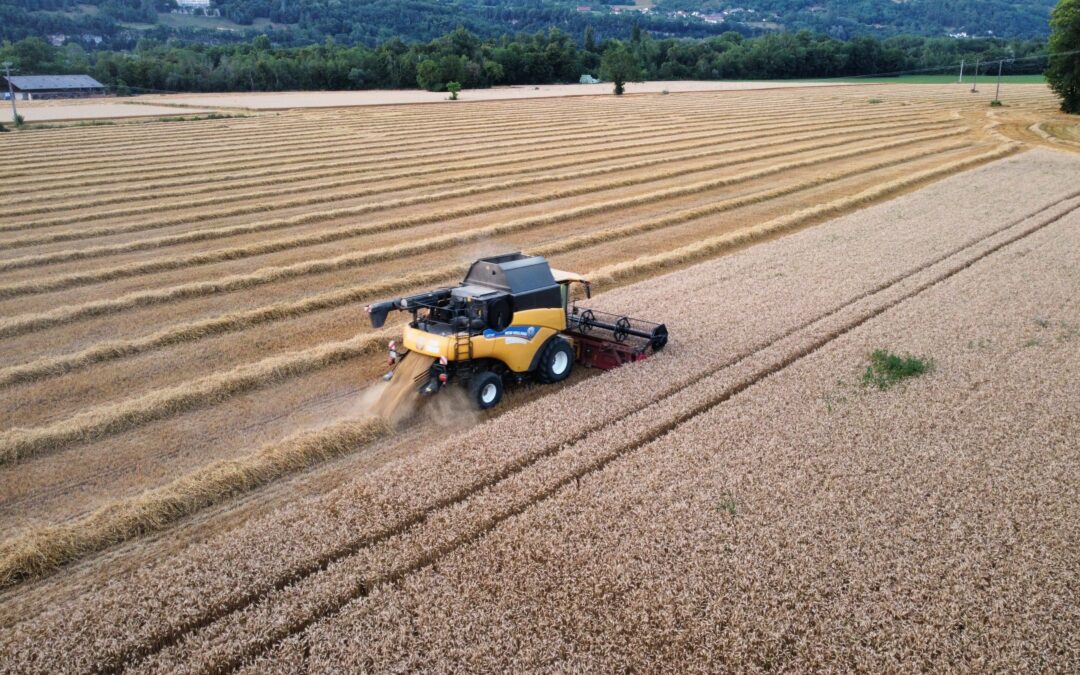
xmin=469 ymin=370 xmax=504 ymax=410
xmin=536 ymin=337 xmax=574 ymax=384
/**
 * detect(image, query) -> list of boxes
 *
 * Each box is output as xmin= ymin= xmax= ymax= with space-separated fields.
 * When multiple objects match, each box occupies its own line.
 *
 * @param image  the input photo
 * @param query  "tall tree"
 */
xmin=599 ymin=40 xmax=642 ymax=95
xmin=416 ymin=58 xmax=440 ymax=90
xmin=1047 ymin=0 xmax=1080 ymax=112
xmin=584 ymin=25 xmax=596 ymax=52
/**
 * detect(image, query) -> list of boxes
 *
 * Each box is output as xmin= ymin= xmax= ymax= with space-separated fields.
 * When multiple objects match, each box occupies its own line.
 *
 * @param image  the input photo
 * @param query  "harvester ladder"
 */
xmin=454 ymin=331 xmax=473 ymax=362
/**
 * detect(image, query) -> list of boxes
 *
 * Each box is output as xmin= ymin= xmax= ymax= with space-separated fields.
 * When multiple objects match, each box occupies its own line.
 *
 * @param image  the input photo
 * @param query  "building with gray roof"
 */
xmin=2 ymin=75 xmax=106 ymax=100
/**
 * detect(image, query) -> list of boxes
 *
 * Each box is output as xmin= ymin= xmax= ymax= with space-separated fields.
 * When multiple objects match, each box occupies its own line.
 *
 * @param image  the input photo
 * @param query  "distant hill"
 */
xmin=653 ymin=0 xmax=1057 ymax=39
xmin=0 ymin=0 xmax=740 ymax=50
xmin=0 ymin=0 xmax=1055 ymax=50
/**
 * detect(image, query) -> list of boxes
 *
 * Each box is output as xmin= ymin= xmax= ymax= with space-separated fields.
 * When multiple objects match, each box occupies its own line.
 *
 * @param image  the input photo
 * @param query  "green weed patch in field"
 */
xmin=862 ymin=349 xmax=933 ymax=390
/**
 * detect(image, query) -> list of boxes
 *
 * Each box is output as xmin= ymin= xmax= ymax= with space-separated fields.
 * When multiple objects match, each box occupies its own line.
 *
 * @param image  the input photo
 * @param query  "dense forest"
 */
xmin=0 ymin=28 xmax=1048 ymax=94
xmin=0 ymin=0 xmax=1057 ymax=52
xmin=0 ymin=0 xmax=744 ymax=50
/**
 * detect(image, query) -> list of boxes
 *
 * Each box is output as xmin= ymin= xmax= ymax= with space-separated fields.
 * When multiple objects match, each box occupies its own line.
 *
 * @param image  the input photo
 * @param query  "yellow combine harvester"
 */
xmin=366 ymin=253 xmax=668 ymax=410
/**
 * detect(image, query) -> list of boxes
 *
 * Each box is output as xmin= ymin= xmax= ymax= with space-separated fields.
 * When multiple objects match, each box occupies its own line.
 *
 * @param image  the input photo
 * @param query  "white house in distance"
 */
xmin=173 ymin=0 xmax=216 ymax=15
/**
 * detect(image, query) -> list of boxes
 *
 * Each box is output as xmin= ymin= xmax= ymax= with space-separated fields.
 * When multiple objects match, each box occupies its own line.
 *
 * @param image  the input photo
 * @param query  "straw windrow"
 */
xmin=0 ymin=417 xmax=391 ymax=587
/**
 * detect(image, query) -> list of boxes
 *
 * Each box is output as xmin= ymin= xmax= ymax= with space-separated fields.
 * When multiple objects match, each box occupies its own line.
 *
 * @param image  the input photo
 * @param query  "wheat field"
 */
xmin=0 ymin=82 xmax=1077 ymax=671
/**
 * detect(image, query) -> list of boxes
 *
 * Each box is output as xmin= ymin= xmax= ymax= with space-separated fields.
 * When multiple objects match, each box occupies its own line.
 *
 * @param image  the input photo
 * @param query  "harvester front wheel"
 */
xmin=469 ymin=370 xmax=504 ymax=410
xmin=536 ymin=337 xmax=574 ymax=384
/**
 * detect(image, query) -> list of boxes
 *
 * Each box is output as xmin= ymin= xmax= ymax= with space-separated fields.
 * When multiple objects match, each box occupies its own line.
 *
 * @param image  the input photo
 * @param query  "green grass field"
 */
xmin=157 ymin=13 xmax=287 ymax=31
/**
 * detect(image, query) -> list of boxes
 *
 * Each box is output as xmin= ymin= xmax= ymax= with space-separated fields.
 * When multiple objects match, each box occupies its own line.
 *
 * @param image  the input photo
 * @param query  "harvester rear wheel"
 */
xmin=536 ymin=337 xmax=574 ymax=384
xmin=469 ymin=370 xmax=504 ymax=410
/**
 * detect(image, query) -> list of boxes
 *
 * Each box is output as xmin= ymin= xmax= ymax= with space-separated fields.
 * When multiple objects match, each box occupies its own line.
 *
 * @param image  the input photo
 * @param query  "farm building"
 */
xmin=2 ymin=75 xmax=106 ymax=100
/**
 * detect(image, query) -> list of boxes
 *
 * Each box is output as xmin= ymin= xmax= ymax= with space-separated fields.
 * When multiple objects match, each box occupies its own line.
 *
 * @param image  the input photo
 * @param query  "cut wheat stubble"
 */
xmin=0 ymin=111 xmax=945 ymax=258
xmin=0 ymin=417 xmax=390 ymax=587
xmin=0 ymin=95 xmax=864 ymax=210
xmin=0 ymin=126 xmax=968 ymax=332
xmin=3 ymin=100 xmax=919 ymax=217
xmin=0 ymin=104 xmax=937 ymax=245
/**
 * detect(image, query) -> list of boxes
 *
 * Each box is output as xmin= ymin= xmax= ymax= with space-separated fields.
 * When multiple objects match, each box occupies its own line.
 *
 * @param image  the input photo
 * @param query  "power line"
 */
xmin=2 ymin=61 xmax=19 ymax=124
xmin=806 ymin=47 xmax=1080 ymax=83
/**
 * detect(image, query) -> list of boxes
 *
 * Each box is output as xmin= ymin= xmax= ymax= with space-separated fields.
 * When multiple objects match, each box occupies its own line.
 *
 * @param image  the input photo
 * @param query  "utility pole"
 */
xmin=958 ymin=58 xmax=965 ymax=84
xmin=993 ymin=59 xmax=1003 ymax=104
xmin=970 ymin=59 xmax=979 ymax=93
xmin=2 ymin=62 xmax=18 ymax=125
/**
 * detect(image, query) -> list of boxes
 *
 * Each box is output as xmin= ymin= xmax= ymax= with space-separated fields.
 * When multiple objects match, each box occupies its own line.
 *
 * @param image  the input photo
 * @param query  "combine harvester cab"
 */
xmin=366 ymin=253 xmax=668 ymax=410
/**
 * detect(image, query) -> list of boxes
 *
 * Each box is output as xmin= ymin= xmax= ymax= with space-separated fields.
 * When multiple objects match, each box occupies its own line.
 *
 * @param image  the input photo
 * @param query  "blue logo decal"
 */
xmin=483 ymin=325 xmax=539 ymax=340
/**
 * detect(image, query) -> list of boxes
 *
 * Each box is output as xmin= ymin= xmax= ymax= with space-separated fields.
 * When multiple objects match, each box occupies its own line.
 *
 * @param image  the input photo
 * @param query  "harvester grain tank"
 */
xmin=366 ymin=253 xmax=668 ymax=410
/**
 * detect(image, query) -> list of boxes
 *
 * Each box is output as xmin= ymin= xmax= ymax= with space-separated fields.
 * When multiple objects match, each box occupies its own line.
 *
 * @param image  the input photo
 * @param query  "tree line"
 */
xmin=0 ymin=28 xmax=1049 ymax=95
